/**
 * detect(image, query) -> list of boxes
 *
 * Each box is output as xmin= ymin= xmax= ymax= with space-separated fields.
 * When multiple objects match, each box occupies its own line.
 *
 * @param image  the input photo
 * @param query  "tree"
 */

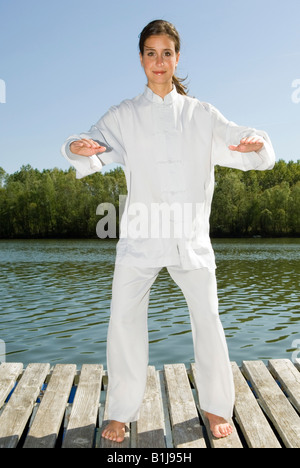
xmin=287 ymin=182 xmax=300 ymax=235
xmin=0 ymin=167 xmax=5 ymax=188
xmin=211 ymin=168 xmax=247 ymax=235
xmin=0 ymin=161 xmax=299 ymax=238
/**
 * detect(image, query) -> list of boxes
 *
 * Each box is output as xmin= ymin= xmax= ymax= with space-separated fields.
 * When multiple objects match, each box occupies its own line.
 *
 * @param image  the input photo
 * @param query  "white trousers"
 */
xmin=106 ymin=264 xmax=235 ymax=422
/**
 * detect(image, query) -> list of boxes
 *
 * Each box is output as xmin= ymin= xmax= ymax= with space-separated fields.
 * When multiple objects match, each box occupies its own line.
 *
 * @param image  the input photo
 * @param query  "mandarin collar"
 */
xmin=143 ymin=85 xmax=178 ymax=105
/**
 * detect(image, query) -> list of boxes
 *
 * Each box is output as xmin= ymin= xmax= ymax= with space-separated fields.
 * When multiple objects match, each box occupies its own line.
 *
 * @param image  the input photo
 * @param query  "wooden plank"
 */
xmin=268 ymin=359 xmax=300 ymax=413
xmin=136 ymin=366 xmax=166 ymax=448
xmin=242 ymin=360 xmax=300 ymax=448
xmin=0 ymin=360 xmax=298 ymax=449
xmin=231 ymin=362 xmax=281 ymax=448
xmin=164 ymin=363 xmax=206 ymax=448
xmin=190 ymin=363 xmax=243 ymax=448
xmin=23 ymin=364 xmax=76 ymax=448
xmin=0 ymin=363 xmax=23 ymax=409
xmin=0 ymin=363 xmax=50 ymax=448
xmin=294 ymin=358 xmax=300 ymax=371
xmin=158 ymin=369 xmax=173 ymax=448
xmin=62 ymin=364 xmax=103 ymax=448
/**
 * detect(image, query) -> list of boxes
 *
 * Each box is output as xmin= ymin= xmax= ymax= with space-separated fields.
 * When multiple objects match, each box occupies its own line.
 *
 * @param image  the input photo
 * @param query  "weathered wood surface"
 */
xmin=242 ymin=360 xmax=300 ymax=448
xmin=268 ymin=359 xmax=300 ymax=413
xmin=164 ymin=363 xmax=206 ymax=448
xmin=0 ymin=359 xmax=299 ymax=448
xmin=231 ymin=362 xmax=281 ymax=448
xmin=62 ymin=364 xmax=103 ymax=448
xmin=136 ymin=365 xmax=165 ymax=448
xmin=23 ymin=364 xmax=77 ymax=448
xmin=0 ymin=363 xmax=23 ymax=409
xmin=0 ymin=363 xmax=50 ymax=448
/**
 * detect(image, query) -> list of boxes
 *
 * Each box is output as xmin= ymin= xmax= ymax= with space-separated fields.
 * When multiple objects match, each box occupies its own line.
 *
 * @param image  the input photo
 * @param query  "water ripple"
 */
xmin=0 ymin=238 xmax=299 ymax=367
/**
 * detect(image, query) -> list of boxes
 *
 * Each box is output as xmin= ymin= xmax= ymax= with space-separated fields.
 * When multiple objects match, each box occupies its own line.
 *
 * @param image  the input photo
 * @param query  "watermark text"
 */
xmin=95 ymin=196 xmax=204 ymax=240
xmin=0 ymin=339 xmax=6 ymax=363
xmin=291 ymin=339 xmax=300 ymax=362
xmin=0 ymin=79 xmax=6 ymax=104
xmin=291 ymin=79 xmax=300 ymax=103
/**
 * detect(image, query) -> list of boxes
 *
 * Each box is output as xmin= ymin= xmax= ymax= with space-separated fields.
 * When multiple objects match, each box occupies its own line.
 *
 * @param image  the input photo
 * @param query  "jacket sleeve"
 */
xmin=204 ymin=103 xmax=276 ymax=171
xmin=61 ymin=106 xmax=126 ymax=179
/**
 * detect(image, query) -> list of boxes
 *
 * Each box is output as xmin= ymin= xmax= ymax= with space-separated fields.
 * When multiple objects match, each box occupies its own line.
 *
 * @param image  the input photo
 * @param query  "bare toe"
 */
xmin=204 ymin=412 xmax=233 ymax=439
xmin=102 ymin=421 xmax=125 ymax=443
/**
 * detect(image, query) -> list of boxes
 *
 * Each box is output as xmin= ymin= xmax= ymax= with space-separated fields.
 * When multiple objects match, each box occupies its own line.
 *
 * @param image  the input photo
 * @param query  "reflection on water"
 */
xmin=214 ymin=239 xmax=300 ymax=365
xmin=0 ymin=238 xmax=299 ymax=367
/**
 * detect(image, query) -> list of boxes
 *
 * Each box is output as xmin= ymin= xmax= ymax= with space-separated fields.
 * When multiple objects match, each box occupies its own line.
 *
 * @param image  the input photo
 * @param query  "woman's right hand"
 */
xmin=69 ymin=139 xmax=107 ymax=157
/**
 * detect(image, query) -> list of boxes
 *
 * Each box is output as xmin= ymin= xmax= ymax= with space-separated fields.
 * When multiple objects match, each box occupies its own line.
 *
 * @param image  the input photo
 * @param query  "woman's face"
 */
xmin=139 ymin=34 xmax=180 ymax=92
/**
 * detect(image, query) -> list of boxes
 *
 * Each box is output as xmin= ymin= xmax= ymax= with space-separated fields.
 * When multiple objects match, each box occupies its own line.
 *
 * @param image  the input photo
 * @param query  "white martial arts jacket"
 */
xmin=61 ymin=85 xmax=275 ymax=270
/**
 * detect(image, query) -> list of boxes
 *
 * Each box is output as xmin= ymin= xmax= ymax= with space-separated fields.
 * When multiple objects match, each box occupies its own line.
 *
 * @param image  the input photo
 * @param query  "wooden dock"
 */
xmin=0 ymin=359 xmax=299 ymax=449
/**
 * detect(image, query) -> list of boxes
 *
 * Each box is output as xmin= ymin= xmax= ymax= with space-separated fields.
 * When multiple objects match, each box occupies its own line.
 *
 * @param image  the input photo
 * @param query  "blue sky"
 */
xmin=0 ymin=0 xmax=299 ymax=175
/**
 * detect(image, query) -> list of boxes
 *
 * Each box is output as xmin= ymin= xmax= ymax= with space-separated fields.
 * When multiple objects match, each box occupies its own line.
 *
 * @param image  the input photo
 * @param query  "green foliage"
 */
xmin=211 ymin=160 xmax=300 ymax=237
xmin=0 ymin=165 xmax=127 ymax=238
xmin=0 ymin=160 xmax=299 ymax=238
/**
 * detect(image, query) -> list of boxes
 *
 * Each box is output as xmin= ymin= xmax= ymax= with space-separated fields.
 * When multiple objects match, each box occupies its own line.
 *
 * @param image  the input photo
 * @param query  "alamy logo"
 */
xmin=95 ymin=195 xmax=205 ymax=240
xmin=291 ymin=339 xmax=300 ymax=362
xmin=0 ymin=339 xmax=5 ymax=363
xmin=0 ymin=79 xmax=6 ymax=104
xmin=291 ymin=79 xmax=300 ymax=104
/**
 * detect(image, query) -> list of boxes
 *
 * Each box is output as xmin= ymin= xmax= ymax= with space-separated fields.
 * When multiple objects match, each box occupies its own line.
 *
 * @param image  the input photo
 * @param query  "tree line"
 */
xmin=0 ymin=160 xmax=299 ymax=239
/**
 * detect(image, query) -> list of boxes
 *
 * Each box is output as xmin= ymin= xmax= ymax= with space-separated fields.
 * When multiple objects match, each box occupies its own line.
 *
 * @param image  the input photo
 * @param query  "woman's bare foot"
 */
xmin=102 ymin=420 xmax=126 ymax=443
xmin=204 ymin=412 xmax=233 ymax=438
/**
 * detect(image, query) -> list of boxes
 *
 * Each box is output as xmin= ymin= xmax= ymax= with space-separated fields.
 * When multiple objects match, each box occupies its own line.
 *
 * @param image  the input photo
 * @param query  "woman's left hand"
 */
xmin=229 ymin=136 xmax=264 ymax=153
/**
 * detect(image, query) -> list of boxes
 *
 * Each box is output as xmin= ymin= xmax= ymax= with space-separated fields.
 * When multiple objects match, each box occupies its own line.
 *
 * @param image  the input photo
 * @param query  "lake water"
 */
xmin=0 ymin=238 xmax=299 ymax=368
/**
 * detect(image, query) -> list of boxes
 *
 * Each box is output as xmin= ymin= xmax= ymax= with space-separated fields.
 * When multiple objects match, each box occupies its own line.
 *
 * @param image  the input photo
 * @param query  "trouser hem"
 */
xmin=107 ymin=414 xmax=140 ymax=424
xmin=201 ymin=405 xmax=234 ymax=422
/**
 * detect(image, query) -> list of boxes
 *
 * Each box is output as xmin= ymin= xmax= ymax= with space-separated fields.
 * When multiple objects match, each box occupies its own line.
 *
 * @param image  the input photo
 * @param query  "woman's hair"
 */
xmin=139 ymin=19 xmax=188 ymax=96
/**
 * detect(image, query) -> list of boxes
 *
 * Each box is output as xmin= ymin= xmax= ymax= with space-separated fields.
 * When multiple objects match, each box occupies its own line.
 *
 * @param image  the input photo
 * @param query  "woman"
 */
xmin=61 ymin=20 xmax=275 ymax=441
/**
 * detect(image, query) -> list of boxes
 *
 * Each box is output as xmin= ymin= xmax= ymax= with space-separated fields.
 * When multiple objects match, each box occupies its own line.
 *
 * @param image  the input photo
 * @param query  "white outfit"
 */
xmin=108 ymin=264 xmax=235 ymax=421
xmin=61 ymin=85 xmax=275 ymax=271
xmin=61 ymin=85 xmax=275 ymax=421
